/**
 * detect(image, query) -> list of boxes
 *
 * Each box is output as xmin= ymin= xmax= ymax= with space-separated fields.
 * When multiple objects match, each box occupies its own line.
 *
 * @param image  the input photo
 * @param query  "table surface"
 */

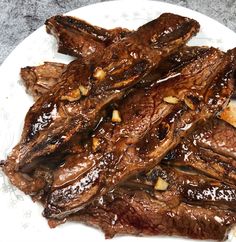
xmin=0 ymin=0 xmax=235 ymax=64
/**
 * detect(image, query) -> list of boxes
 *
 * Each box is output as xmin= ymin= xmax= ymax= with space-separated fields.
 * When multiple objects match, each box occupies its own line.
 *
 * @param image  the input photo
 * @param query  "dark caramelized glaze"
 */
xmin=4 ymin=14 xmax=200 ymax=193
xmin=72 ymin=183 xmax=236 ymax=241
xmin=43 ymin=47 xmax=235 ymax=219
xmin=45 ymin=15 xmax=131 ymax=58
xmin=164 ymin=118 xmax=236 ymax=185
xmin=136 ymin=166 xmax=236 ymax=211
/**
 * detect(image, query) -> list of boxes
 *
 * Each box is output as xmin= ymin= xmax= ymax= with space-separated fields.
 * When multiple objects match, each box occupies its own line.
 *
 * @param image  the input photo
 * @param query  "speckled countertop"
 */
xmin=0 ymin=0 xmax=235 ymax=64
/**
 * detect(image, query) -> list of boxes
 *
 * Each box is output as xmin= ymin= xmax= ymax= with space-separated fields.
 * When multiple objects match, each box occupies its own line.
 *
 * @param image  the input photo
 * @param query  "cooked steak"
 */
xmin=44 ymin=14 xmax=236 ymax=98
xmin=43 ymin=47 xmax=235 ymax=219
xmin=45 ymin=15 xmax=131 ymax=58
xmin=164 ymin=118 xmax=236 ymax=185
xmin=20 ymin=46 xmax=210 ymax=100
xmin=21 ymin=62 xmax=66 ymax=100
xmin=49 ymin=165 xmax=236 ymax=240
xmin=9 ymin=47 xmax=209 ymax=197
xmin=72 ymin=184 xmax=236 ymax=241
xmin=4 ymin=13 xmax=200 ymax=195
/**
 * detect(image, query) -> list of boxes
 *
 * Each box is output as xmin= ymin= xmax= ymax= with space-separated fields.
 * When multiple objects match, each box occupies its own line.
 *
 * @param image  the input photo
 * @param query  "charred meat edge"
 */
xmin=131 ymin=165 xmax=236 ymax=211
xmin=45 ymin=15 xmax=131 ymax=58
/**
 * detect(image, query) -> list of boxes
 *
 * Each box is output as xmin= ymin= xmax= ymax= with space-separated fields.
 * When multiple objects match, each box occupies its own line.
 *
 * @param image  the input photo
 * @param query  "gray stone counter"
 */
xmin=0 ymin=0 xmax=235 ymax=64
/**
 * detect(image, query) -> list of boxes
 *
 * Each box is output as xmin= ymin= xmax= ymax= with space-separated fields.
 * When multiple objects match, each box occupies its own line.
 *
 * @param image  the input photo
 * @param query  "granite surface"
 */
xmin=0 ymin=0 xmax=236 ymax=64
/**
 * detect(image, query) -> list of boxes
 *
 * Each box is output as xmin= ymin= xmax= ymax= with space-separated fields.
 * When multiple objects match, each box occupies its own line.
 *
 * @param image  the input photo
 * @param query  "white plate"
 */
xmin=0 ymin=1 xmax=235 ymax=241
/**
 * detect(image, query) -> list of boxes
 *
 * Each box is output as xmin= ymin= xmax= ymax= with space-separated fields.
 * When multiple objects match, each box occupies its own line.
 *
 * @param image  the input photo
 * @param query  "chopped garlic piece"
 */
xmin=61 ymin=89 xmax=81 ymax=102
xmin=93 ymin=67 xmax=106 ymax=81
xmin=112 ymin=110 xmax=122 ymax=123
xmin=154 ymin=177 xmax=169 ymax=191
xmin=184 ymin=97 xmax=195 ymax=110
xmin=92 ymin=137 xmax=100 ymax=151
xmin=163 ymin=96 xmax=179 ymax=104
xmin=79 ymin=85 xmax=89 ymax=96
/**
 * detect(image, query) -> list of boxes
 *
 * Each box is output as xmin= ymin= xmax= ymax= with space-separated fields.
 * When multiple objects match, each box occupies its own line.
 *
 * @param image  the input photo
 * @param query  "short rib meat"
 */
xmin=4 ymin=13 xmax=200 ymax=194
xmin=72 ymin=166 xmax=236 ymax=241
xmin=43 ymin=48 xmax=235 ymax=219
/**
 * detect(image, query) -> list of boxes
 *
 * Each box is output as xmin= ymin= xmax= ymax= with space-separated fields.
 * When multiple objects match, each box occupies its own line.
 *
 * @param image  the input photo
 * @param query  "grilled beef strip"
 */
xmin=47 ymin=166 xmax=235 ymax=240
xmin=72 ymin=187 xmax=236 ymax=241
xmin=43 ymin=47 xmax=235 ymax=219
xmin=164 ymin=118 xmax=236 ymax=185
xmin=21 ymin=62 xmax=67 ymax=101
xmin=44 ymin=13 xmax=236 ymax=99
xmin=131 ymin=165 xmax=236 ymax=211
xmin=45 ymin=15 xmax=131 ymax=58
xmin=20 ymin=46 xmax=209 ymax=100
xmin=3 ymin=14 xmax=200 ymax=195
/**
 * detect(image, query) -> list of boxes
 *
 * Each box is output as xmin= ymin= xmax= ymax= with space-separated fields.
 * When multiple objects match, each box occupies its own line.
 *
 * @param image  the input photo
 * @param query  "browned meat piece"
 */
xmin=9 ymin=47 xmax=208 ymax=198
xmin=21 ymin=62 xmax=66 ymax=100
xmin=22 ymin=20 xmax=131 ymax=100
xmin=20 ymin=46 xmax=210 ymax=100
xmin=72 ymin=182 xmax=236 ymax=241
xmin=132 ymin=166 xmax=236 ymax=211
xmin=164 ymin=118 xmax=236 ymax=185
xmin=45 ymin=15 xmax=131 ymax=58
xmin=43 ymin=47 xmax=235 ymax=219
xmin=4 ymin=13 xmax=200 ymax=195
xmin=48 ymin=165 xmax=236 ymax=240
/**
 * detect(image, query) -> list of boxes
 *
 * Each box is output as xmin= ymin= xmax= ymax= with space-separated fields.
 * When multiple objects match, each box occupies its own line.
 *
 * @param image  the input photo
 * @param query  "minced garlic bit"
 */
xmin=163 ymin=96 xmax=179 ymax=104
xmin=154 ymin=177 xmax=169 ymax=191
xmin=92 ymin=137 xmax=100 ymax=151
xmin=93 ymin=67 xmax=106 ymax=81
xmin=112 ymin=110 xmax=122 ymax=123
xmin=61 ymin=88 xmax=81 ymax=102
xmin=79 ymin=85 xmax=89 ymax=96
xmin=184 ymin=97 xmax=195 ymax=110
